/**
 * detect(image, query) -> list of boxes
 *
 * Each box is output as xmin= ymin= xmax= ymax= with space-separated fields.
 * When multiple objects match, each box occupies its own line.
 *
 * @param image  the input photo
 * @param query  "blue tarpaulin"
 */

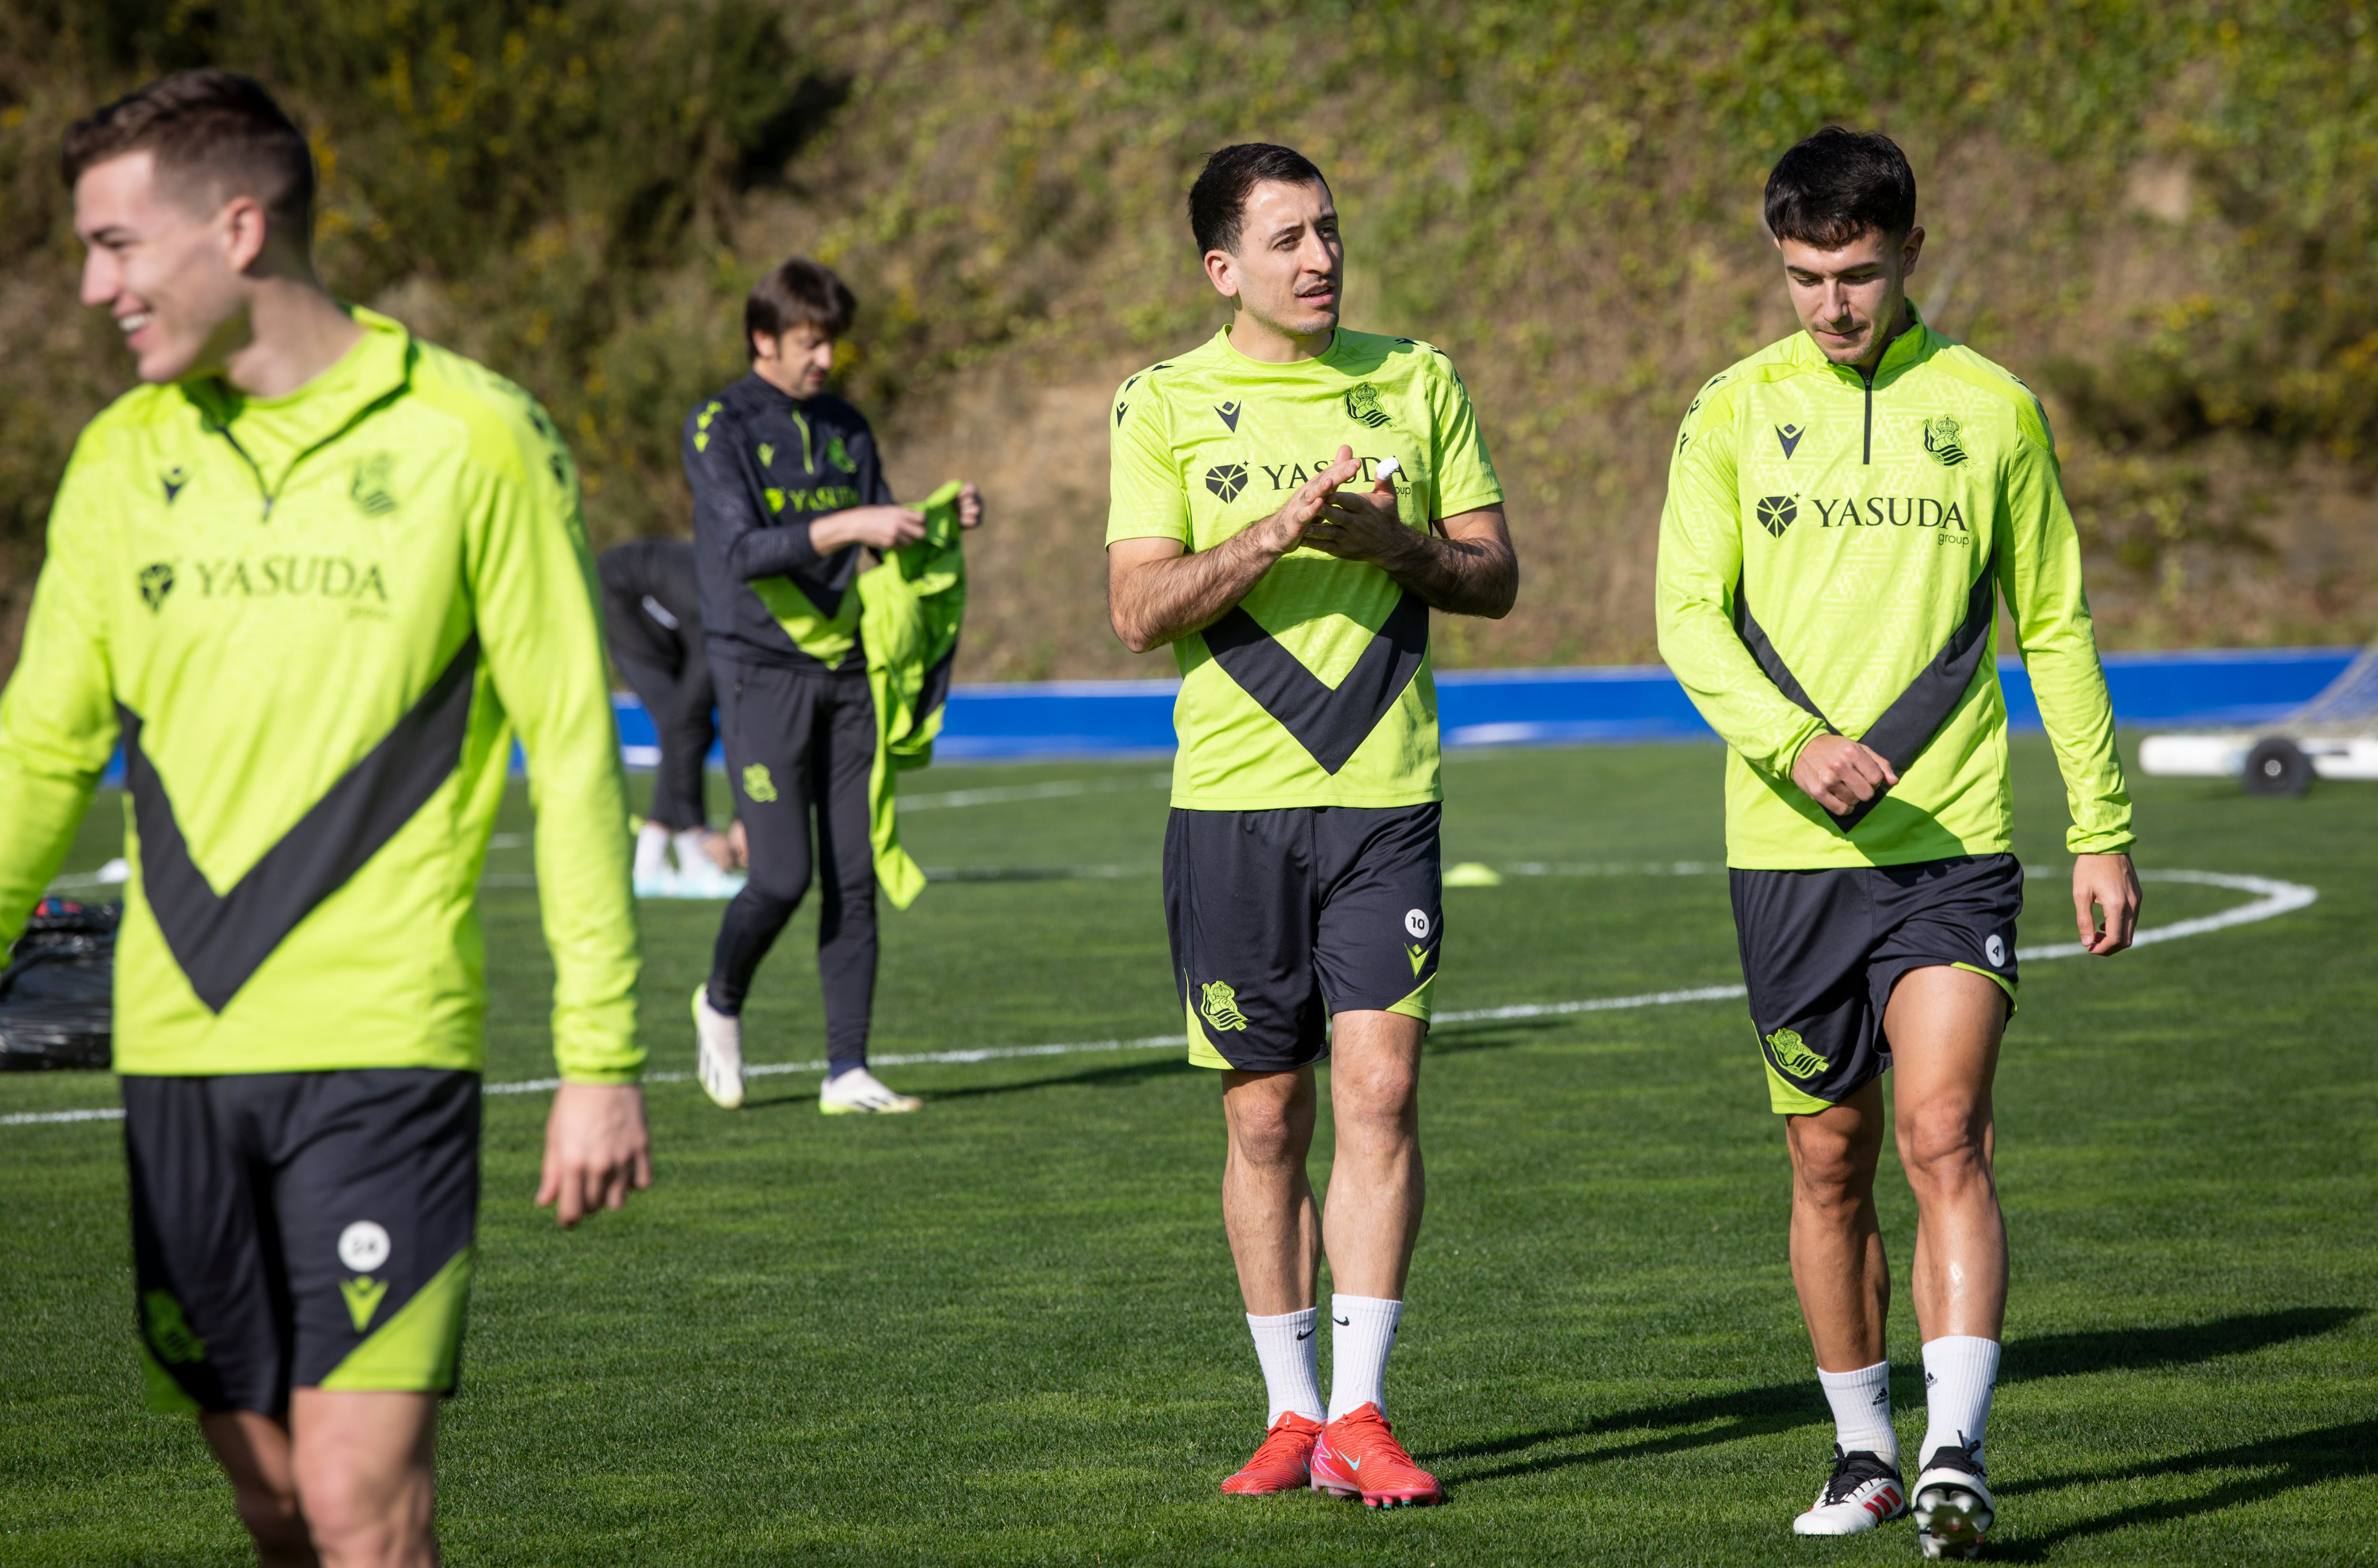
xmin=606 ymin=646 xmax=2359 ymax=766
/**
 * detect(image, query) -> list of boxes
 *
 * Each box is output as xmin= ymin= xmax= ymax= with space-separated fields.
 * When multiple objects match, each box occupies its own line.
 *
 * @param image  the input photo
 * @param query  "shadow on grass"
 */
xmin=1432 ymin=1307 xmax=2365 ymax=1487
xmin=1990 ymin=1418 xmax=2378 ymax=1560
xmin=925 ymin=1056 xmax=1198 ymax=1101
xmin=735 ymin=1054 xmax=1196 ymax=1110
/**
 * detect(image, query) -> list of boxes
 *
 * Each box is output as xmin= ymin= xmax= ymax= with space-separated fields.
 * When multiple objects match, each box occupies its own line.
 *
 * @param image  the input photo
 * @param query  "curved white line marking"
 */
xmin=0 ymin=868 xmax=2319 ymax=1126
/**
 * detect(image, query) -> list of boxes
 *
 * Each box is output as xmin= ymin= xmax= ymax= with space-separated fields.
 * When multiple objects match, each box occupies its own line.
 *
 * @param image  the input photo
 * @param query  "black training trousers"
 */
xmin=707 ymin=658 xmax=878 ymax=1072
xmin=600 ymin=562 xmax=714 ymax=833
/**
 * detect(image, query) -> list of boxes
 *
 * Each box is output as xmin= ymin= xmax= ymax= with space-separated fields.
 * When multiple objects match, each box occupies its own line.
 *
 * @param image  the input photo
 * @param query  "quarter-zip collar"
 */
xmin=735 ymin=372 xmax=819 ymax=470
xmin=1794 ymin=301 xmax=1938 ymax=465
xmin=179 ymin=306 xmax=413 ymax=518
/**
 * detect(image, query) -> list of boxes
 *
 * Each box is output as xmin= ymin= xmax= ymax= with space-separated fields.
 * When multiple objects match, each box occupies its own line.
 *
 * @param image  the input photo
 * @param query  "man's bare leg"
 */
xmin=1317 ymin=1011 xmax=1426 ymax=1300
xmin=288 ymin=1390 xmax=439 ymax=1568
xmin=1885 ymin=965 xmax=2009 ymax=1344
xmin=201 ymin=1411 xmax=317 ymax=1567
xmin=1218 ymin=1064 xmax=1329 ymax=1463
xmin=1220 ymin=1065 xmax=1321 ymax=1315
xmin=1784 ymin=1078 xmax=1890 ymax=1372
xmin=1886 ymin=963 xmax=2009 ymax=1557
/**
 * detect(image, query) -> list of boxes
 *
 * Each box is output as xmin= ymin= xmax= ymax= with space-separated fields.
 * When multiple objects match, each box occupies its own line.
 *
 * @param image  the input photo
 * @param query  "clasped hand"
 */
xmin=1260 ymin=445 xmax=1405 ymax=563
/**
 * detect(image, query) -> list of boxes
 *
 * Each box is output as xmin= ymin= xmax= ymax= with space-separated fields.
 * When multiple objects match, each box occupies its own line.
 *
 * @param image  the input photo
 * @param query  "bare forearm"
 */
xmin=1109 ymin=529 xmax=1286 ymax=652
xmin=1368 ymin=527 xmax=1518 ymax=618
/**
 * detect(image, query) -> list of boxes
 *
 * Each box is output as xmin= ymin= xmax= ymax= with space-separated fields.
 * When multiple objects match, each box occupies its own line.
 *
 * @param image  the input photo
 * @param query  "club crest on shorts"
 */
xmin=1199 ymin=980 xmax=1249 ymax=1032
xmin=1986 ymin=933 xmax=2007 ymax=967
xmin=1765 ymin=1027 xmax=1830 ymax=1079
xmin=1403 ymin=908 xmax=1431 ymax=940
xmin=143 ymin=1290 xmax=207 ymax=1363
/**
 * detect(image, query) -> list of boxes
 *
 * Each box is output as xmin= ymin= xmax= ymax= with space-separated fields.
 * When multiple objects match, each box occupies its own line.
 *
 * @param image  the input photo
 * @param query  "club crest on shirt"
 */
xmin=825 ymin=435 xmax=853 ymax=473
xmin=1344 ymin=382 xmax=1390 ymax=429
xmin=1923 ymin=414 xmax=1969 ymax=467
xmin=350 ymin=453 xmax=399 ymax=517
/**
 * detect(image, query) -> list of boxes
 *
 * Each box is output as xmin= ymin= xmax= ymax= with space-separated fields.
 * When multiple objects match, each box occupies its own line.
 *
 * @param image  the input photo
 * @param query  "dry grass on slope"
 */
xmin=2 ymin=2 xmax=2372 ymax=683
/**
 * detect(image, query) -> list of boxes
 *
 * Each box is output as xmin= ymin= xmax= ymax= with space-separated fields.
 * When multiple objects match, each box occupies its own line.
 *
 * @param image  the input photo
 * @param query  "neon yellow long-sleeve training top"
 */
xmin=0 ymin=307 xmax=643 ymax=1081
xmin=1656 ymin=307 xmax=2134 ymax=870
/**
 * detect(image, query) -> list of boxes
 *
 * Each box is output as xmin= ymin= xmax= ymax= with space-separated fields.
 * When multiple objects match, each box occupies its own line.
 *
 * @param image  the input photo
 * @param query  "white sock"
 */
xmin=1817 ymin=1359 xmax=1897 ymax=1464
xmin=1326 ymin=1295 xmax=1402 ymax=1422
xmin=633 ymin=821 xmax=670 ymax=879
xmin=1920 ymin=1336 xmax=2000 ymax=1467
xmin=671 ymin=828 xmax=711 ymax=873
xmin=1245 ymin=1309 xmax=1324 ymax=1426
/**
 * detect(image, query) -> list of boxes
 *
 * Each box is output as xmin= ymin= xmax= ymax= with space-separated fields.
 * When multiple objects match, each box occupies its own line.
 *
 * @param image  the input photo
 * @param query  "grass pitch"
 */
xmin=3 ymin=736 xmax=2374 ymax=1565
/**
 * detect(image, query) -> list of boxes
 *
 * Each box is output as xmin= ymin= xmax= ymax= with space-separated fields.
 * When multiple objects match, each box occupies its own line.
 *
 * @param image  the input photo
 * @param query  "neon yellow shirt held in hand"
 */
xmin=1107 ymin=327 xmax=1504 ymax=811
xmin=1655 ymin=307 xmax=2134 ymax=870
xmin=858 ymin=479 xmax=969 ymax=908
xmin=0 ymin=308 xmax=643 ymax=1081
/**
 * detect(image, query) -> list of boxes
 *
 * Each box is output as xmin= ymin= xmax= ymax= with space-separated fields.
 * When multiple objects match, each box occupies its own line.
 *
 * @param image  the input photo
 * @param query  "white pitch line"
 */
xmin=0 ymin=868 xmax=2317 ymax=1127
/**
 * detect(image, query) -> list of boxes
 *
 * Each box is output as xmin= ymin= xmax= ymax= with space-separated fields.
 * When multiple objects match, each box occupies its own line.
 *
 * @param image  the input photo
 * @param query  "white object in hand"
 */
xmin=1373 ymin=456 xmax=1402 ymax=482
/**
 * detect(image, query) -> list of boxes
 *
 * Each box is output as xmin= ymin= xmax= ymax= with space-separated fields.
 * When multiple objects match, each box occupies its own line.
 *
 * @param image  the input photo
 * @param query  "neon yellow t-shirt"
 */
xmin=1106 ymin=327 xmax=1503 ymax=810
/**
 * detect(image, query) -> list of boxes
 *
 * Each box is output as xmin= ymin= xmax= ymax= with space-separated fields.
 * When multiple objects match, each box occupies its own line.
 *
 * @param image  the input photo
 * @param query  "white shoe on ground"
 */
xmin=819 ymin=1066 xmax=921 ymax=1115
xmin=691 ymin=984 xmax=744 ymax=1109
xmin=1793 ymin=1443 xmax=1908 ymax=1536
xmin=1913 ymin=1437 xmax=1995 ymax=1560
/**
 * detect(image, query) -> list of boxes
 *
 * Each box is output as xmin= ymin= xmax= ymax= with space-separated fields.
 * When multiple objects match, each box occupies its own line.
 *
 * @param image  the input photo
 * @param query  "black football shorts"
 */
xmin=123 ymin=1068 xmax=480 ymax=1415
xmin=1164 ymin=803 xmax=1441 ymax=1072
xmin=1729 ymin=853 xmax=2021 ymax=1114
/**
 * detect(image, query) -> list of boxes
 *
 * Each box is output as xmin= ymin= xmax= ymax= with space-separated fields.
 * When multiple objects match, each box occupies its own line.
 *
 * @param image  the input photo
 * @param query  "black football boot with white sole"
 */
xmin=1913 ymin=1436 xmax=1995 ymax=1560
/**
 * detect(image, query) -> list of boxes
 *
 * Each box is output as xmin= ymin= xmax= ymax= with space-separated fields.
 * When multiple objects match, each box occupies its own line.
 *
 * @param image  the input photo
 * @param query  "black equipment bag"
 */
xmin=0 ymin=898 xmax=116 ymax=1071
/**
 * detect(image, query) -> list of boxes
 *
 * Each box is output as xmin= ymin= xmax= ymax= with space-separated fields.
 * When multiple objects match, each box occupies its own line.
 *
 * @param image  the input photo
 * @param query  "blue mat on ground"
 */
xmin=599 ymin=645 xmax=2358 ymax=766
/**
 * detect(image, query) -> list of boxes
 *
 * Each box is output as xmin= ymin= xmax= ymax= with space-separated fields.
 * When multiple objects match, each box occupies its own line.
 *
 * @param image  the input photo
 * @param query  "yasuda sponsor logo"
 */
xmin=189 ymin=556 xmax=391 ymax=602
xmin=1254 ymin=454 xmax=1403 ymax=491
xmin=1809 ymin=496 xmax=1969 ymax=530
xmin=764 ymin=484 xmax=863 ymax=516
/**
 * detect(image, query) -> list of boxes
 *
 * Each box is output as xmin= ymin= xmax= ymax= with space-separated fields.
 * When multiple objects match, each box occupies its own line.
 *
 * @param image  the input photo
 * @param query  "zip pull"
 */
xmin=1861 ymin=368 xmax=1875 ymax=466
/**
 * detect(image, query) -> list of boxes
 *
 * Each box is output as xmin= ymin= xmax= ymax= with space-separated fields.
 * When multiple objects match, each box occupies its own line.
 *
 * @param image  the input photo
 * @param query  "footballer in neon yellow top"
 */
xmin=1 ymin=70 xmax=652 ymax=1563
xmin=1106 ymin=144 xmax=1517 ymax=1506
xmin=1653 ymin=128 xmax=2141 ymax=1549
xmin=1108 ymin=324 xmax=1504 ymax=809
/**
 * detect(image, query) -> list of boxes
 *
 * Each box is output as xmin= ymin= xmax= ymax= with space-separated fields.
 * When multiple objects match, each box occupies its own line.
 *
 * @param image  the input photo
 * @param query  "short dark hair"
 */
xmin=1188 ymin=143 xmax=1329 ymax=256
xmin=62 ymin=70 xmax=315 ymax=238
xmin=1764 ymin=127 xmax=1917 ymax=249
xmin=745 ymin=256 xmax=857 ymax=357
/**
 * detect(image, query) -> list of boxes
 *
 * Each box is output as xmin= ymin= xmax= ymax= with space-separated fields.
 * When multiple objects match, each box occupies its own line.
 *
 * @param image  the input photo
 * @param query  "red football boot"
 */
xmin=1221 ymin=1412 xmax=1324 ymax=1496
xmin=1309 ymin=1403 xmax=1443 ymax=1507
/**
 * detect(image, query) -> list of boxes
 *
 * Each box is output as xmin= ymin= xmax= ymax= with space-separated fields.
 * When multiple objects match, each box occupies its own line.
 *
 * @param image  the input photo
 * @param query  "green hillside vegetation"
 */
xmin=3 ymin=1 xmax=2374 ymax=680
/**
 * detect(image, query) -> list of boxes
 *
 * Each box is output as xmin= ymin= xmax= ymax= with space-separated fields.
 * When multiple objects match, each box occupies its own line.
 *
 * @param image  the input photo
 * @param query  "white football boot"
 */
xmin=1793 ymin=1443 xmax=1909 ymax=1536
xmin=819 ymin=1066 xmax=922 ymax=1115
xmin=1913 ymin=1437 xmax=1995 ymax=1560
xmin=691 ymin=985 xmax=745 ymax=1109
